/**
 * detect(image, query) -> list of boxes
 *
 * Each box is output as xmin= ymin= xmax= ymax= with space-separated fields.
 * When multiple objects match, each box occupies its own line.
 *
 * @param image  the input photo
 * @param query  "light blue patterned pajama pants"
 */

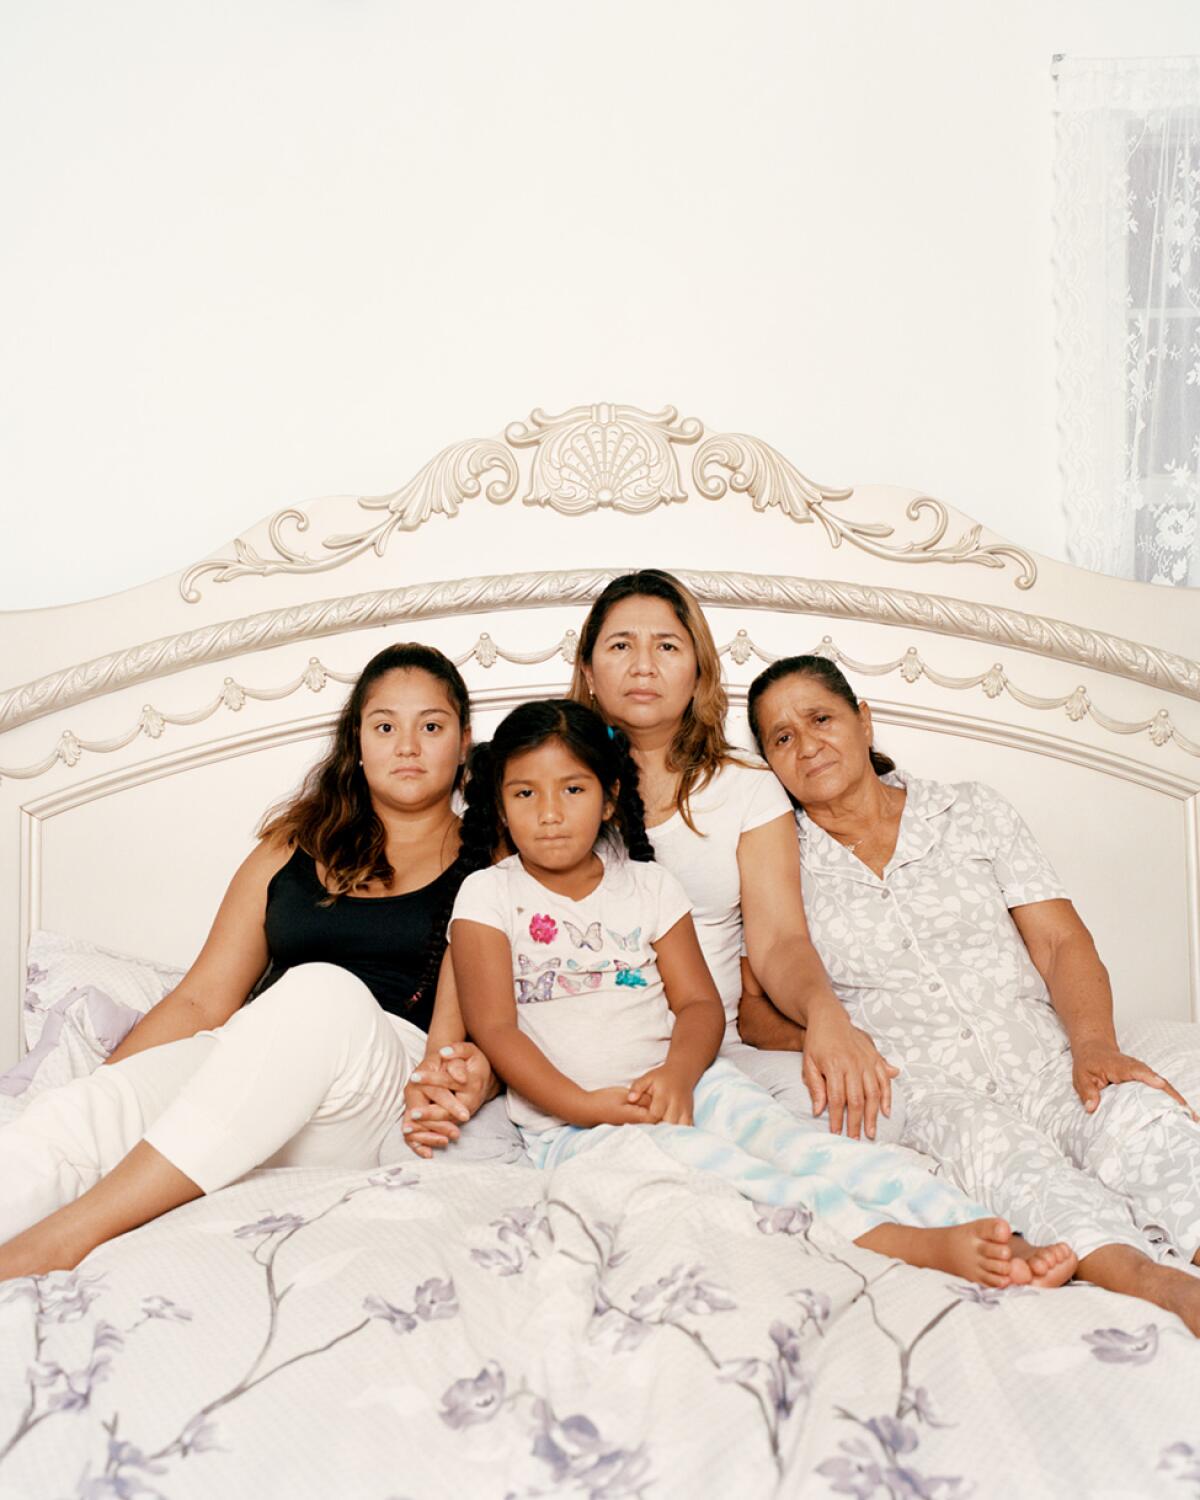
xmin=521 ymin=1059 xmax=990 ymax=1244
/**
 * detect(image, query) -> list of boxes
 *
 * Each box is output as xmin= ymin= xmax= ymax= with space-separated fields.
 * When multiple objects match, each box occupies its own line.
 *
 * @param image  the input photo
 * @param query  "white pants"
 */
xmin=0 ymin=963 xmax=426 ymax=1242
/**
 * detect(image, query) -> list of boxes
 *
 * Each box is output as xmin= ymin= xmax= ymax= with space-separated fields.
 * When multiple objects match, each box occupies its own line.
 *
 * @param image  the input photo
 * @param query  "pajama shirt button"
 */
xmin=880 ymin=891 xmax=891 ymax=900
xmin=901 ymin=938 xmax=912 ymax=949
xmin=960 ymin=1027 xmax=973 ymax=1040
xmin=927 ymin=981 xmax=941 ymax=992
xmin=985 ymin=1080 xmax=997 ymax=1094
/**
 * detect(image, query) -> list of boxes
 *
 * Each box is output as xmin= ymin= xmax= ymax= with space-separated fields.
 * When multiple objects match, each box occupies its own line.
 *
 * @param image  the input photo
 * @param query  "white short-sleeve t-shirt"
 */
xmin=451 ymin=850 xmax=692 ymax=1131
xmin=646 ymin=760 xmax=792 ymax=1030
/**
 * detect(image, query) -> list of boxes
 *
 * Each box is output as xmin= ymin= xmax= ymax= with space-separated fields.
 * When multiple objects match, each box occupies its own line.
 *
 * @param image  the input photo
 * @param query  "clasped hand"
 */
xmin=586 ymin=1064 xmax=696 ymax=1127
xmin=402 ymin=1043 xmax=495 ymax=1158
xmin=1070 ymin=1038 xmax=1196 ymax=1118
xmin=802 ymin=1001 xmax=899 ymax=1140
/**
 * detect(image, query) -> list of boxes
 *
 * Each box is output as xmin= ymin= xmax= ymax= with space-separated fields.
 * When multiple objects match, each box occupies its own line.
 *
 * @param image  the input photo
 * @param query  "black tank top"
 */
xmin=253 ymin=849 xmax=456 ymax=1032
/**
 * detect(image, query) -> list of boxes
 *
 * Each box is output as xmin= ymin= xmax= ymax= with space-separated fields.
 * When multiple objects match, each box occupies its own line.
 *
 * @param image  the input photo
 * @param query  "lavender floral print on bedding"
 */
xmin=1 ymin=1130 xmax=1198 ymax=1499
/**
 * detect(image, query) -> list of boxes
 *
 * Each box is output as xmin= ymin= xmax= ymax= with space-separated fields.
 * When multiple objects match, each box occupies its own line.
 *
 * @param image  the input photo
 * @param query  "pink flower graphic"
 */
xmin=529 ymin=914 xmax=558 ymax=945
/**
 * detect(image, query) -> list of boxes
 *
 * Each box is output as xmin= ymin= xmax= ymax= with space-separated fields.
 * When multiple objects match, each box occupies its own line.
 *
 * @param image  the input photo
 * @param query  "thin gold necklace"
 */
xmin=826 ymin=785 xmax=900 ymax=853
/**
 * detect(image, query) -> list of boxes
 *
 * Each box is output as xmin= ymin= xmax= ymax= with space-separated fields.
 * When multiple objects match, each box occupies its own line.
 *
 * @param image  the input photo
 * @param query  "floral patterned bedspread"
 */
xmin=1 ymin=1130 xmax=1198 ymax=1500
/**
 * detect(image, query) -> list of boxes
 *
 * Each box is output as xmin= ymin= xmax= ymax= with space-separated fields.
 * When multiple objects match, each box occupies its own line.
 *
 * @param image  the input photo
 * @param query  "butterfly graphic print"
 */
xmin=562 ymin=919 xmax=603 ymax=952
xmin=516 ymin=953 xmax=561 ymax=1004
xmin=558 ymin=973 xmax=604 ymax=995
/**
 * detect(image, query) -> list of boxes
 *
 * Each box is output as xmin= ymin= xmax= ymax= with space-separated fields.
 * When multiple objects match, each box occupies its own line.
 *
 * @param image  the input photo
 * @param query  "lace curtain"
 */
xmin=1054 ymin=55 xmax=1200 ymax=586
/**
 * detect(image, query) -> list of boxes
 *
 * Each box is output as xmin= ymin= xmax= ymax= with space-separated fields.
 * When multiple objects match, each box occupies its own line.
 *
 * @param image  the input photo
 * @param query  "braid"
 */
xmin=405 ymin=742 xmax=504 ymax=1014
xmin=407 ymin=869 xmax=464 ymax=1016
xmin=457 ymin=742 xmax=506 ymax=872
xmin=609 ymin=728 xmax=655 ymax=863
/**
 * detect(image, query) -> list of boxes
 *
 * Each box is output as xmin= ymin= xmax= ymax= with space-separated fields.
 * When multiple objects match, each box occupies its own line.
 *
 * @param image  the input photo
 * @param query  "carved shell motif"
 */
xmin=506 ymin=404 xmax=703 ymax=516
xmin=176 ymin=402 xmax=1037 ymax=602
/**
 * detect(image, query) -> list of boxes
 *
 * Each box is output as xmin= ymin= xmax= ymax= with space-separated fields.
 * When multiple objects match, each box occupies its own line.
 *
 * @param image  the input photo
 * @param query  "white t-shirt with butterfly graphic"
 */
xmin=451 ymin=849 xmax=693 ymax=1131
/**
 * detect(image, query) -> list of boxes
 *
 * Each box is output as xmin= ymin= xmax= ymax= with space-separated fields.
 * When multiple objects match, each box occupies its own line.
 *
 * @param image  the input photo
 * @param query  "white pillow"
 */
xmin=5 ymin=931 xmax=185 ymax=1105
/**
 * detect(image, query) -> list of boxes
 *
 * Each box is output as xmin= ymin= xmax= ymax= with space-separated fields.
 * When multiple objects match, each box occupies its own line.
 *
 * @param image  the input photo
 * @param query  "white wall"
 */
xmin=4 ymin=0 xmax=1200 ymax=611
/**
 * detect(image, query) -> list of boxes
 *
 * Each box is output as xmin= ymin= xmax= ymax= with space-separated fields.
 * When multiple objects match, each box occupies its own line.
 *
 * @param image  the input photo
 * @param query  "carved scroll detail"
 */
xmin=693 ymin=433 xmax=1038 ymax=589
xmin=7 ymin=626 xmax=1199 ymax=784
xmin=176 ymin=406 xmax=1045 ymax=603
xmin=179 ymin=440 xmax=519 ymax=601
xmin=0 ymin=632 xmax=582 ymax=783
xmin=6 ymin=570 xmax=1199 ymax=738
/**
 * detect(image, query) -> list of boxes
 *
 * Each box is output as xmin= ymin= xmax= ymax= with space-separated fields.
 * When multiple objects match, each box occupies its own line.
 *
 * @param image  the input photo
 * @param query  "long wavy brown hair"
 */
xmin=259 ymin=642 xmax=470 ymax=898
xmin=569 ymin=570 xmax=739 ymax=831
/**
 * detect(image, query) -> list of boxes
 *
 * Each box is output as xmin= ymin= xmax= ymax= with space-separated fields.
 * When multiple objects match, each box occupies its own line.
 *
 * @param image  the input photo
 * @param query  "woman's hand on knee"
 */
xmin=1071 ymin=1040 xmax=1197 ymax=1118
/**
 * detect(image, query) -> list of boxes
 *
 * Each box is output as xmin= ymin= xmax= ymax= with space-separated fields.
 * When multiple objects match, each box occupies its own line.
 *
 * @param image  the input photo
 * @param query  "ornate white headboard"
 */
xmin=2 ymin=402 xmax=1198 ymax=1068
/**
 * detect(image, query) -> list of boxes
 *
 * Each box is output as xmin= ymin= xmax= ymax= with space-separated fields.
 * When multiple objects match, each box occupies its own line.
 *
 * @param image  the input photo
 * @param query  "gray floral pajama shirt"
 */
xmin=797 ymin=771 xmax=1200 ymax=1264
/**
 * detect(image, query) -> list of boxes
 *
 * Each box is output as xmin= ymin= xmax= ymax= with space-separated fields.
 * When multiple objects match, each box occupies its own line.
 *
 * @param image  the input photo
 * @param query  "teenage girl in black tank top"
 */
xmin=254 ymin=851 xmax=460 ymax=1031
xmin=0 ymin=644 xmax=498 ymax=1281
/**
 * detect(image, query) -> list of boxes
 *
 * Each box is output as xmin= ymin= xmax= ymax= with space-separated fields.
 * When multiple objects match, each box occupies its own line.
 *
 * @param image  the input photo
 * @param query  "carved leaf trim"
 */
xmin=716 ymin=632 xmax=1199 ymax=757
xmin=179 ymin=440 xmax=519 ymax=601
xmin=0 ymin=634 xmax=579 ymax=782
xmin=7 ymin=564 xmax=1200 ymax=747
xmin=693 ymin=433 xmax=1037 ymax=588
xmin=4 ymin=570 xmax=1200 ymax=744
xmin=175 ymin=406 xmax=1042 ymax=602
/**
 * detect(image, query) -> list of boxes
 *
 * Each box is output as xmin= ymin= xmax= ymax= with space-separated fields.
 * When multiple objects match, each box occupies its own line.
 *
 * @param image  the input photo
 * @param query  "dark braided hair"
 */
xmin=462 ymin=699 xmax=655 ymax=867
xmin=408 ymin=830 xmax=497 ymax=1015
xmin=746 ymin=655 xmax=897 ymax=783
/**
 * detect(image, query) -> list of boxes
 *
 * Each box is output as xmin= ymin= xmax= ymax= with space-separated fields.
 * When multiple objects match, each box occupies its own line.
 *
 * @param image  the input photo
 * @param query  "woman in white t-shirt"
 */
xmin=569 ymin=571 xmax=901 ymax=1143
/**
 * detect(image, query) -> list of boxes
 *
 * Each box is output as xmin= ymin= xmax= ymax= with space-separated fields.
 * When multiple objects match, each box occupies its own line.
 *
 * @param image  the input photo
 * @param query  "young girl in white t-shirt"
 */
xmin=450 ymin=699 xmax=1076 ymax=1288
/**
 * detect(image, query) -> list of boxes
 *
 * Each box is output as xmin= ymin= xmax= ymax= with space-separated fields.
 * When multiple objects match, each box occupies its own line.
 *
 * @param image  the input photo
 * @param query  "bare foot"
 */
xmin=1008 ymin=1237 xmax=1077 ymax=1288
xmin=858 ymin=1217 xmax=1072 ymax=1288
xmin=0 ymin=1142 xmax=201 ymax=1283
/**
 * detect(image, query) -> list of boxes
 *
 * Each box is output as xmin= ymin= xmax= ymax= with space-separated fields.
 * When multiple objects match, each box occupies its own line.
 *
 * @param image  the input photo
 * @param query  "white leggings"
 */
xmin=0 ymin=963 xmax=426 ymax=1242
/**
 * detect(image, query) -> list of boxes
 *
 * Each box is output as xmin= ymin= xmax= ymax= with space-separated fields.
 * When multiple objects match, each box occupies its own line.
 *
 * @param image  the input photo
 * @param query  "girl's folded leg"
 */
xmin=521 ymin=1066 xmax=984 ymax=1239
xmin=689 ymin=1061 xmax=991 ymax=1233
xmin=517 ymin=1067 xmax=1075 ymax=1288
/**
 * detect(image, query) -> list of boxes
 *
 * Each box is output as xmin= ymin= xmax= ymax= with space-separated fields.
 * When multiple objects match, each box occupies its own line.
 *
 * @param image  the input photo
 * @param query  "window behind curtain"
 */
xmin=1054 ymin=55 xmax=1200 ymax=586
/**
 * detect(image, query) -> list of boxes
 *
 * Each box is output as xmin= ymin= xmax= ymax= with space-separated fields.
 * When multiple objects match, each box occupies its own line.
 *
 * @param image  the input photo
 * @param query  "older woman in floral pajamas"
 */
xmin=740 ymin=653 xmax=1200 ymax=1336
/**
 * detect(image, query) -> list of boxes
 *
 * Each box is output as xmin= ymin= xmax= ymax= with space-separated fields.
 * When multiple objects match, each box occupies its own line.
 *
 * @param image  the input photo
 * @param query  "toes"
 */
xmin=981 ymin=1217 xmax=1013 ymax=1247
xmin=1006 ymin=1257 xmax=1033 ymax=1285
